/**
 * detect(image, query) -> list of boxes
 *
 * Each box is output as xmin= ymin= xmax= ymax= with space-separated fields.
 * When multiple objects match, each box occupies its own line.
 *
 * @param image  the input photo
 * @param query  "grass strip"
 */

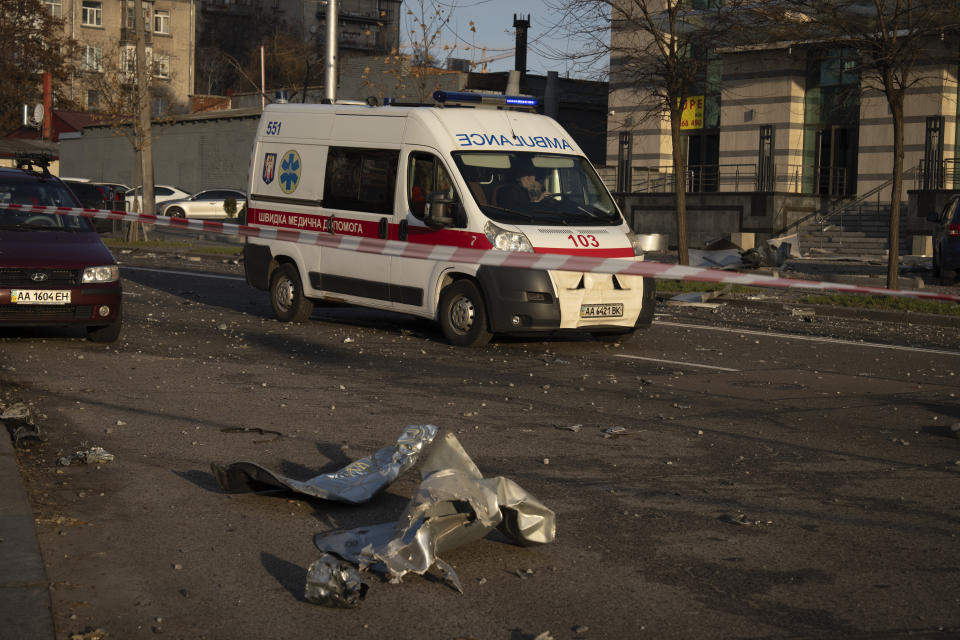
xmin=799 ymin=294 xmax=960 ymax=316
xmin=656 ymin=278 xmax=959 ymax=316
xmin=103 ymin=239 xmax=242 ymax=256
xmin=655 ymin=280 xmax=763 ymax=295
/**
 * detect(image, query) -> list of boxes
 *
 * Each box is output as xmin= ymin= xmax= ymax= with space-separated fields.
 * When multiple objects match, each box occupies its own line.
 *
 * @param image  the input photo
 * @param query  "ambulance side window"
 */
xmin=408 ymin=152 xmax=460 ymax=223
xmin=323 ymin=147 xmax=398 ymax=215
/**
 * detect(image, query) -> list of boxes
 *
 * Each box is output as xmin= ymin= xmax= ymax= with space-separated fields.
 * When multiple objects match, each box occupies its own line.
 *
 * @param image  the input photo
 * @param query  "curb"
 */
xmin=0 ymin=432 xmax=55 ymax=639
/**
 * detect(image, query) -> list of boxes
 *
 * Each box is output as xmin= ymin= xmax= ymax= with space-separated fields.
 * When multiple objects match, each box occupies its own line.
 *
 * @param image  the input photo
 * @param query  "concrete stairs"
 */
xmin=799 ymin=205 xmax=909 ymax=259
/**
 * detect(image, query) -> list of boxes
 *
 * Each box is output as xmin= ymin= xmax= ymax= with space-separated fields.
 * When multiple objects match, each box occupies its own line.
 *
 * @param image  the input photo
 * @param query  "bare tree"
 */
xmin=215 ymin=27 xmax=325 ymax=104
xmin=359 ymin=1 xmax=472 ymax=103
xmin=83 ymin=37 xmax=180 ymax=240
xmin=403 ymin=0 xmax=466 ymax=102
xmin=196 ymin=6 xmax=281 ymax=97
xmin=551 ymin=0 xmax=738 ymax=265
xmin=760 ymin=1 xmax=960 ymax=289
xmin=196 ymin=46 xmax=234 ymax=96
xmin=0 ymin=0 xmax=78 ymax=134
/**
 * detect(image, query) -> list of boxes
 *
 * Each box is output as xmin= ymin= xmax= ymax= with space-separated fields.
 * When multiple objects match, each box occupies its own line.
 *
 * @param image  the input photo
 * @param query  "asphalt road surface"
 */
xmin=3 ymin=251 xmax=960 ymax=640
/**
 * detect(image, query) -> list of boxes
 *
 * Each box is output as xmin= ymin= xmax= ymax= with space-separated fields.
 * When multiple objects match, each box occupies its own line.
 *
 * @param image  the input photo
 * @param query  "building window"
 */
xmin=152 ymin=97 xmax=168 ymax=118
xmin=44 ymin=0 xmax=62 ymax=17
xmin=121 ymin=45 xmax=136 ymax=77
xmin=802 ymin=48 xmax=860 ymax=196
xmin=126 ymin=5 xmax=151 ymax=31
xmin=154 ymin=54 xmax=170 ymax=79
xmin=81 ymin=1 xmax=102 ymax=26
xmin=758 ymin=125 xmax=775 ymax=192
xmin=81 ymin=46 xmax=103 ymax=72
xmin=86 ymin=90 xmax=100 ymax=110
xmin=154 ymin=10 xmax=170 ymax=34
xmin=120 ymin=45 xmax=152 ymax=81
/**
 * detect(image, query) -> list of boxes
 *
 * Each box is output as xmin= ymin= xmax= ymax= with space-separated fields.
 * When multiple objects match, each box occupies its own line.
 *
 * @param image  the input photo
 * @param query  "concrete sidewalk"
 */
xmin=0 ymin=430 xmax=55 ymax=639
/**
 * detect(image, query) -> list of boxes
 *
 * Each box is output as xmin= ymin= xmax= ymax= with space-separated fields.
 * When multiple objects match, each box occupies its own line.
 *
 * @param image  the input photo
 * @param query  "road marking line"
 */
xmin=655 ymin=320 xmax=960 ymax=358
xmin=121 ymin=266 xmax=245 ymax=281
xmin=615 ymin=354 xmax=741 ymax=372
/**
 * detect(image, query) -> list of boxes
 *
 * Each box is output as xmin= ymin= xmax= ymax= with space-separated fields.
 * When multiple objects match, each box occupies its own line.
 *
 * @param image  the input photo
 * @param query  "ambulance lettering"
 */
xmin=454 ymin=132 xmax=574 ymax=151
xmin=257 ymin=212 xmax=287 ymax=225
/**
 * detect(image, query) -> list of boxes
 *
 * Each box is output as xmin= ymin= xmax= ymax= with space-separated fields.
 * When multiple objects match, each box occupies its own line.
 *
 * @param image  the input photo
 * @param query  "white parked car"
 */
xmin=124 ymin=185 xmax=190 ymax=213
xmin=158 ymin=189 xmax=247 ymax=219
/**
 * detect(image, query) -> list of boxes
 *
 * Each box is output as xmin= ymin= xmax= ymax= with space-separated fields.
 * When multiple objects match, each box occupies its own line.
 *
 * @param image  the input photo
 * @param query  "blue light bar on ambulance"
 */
xmin=433 ymin=90 xmax=540 ymax=108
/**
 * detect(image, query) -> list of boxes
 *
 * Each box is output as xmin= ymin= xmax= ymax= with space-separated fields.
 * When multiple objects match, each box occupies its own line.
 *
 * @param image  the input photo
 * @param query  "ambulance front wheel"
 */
xmin=270 ymin=263 xmax=314 ymax=323
xmin=439 ymin=280 xmax=492 ymax=347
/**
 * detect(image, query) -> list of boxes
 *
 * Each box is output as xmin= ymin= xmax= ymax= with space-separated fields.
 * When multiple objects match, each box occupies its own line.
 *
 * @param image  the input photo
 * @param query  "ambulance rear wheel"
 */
xmin=271 ymin=263 xmax=314 ymax=323
xmin=439 ymin=280 xmax=492 ymax=347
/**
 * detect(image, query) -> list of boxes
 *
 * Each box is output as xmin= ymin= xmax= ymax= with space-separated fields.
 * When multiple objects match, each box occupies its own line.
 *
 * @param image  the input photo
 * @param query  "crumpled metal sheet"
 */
xmin=210 ymin=424 xmax=438 ymax=504
xmin=313 ymin=432 xmax=556 ymax=591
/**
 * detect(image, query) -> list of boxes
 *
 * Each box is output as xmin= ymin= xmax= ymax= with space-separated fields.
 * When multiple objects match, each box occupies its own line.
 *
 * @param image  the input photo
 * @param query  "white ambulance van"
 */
xmin=243 ymin=91 xmax=655 ymax=346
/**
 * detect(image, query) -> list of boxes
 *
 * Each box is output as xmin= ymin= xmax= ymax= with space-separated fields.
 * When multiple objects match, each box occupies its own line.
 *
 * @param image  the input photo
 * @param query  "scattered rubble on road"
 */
xmin=0 ymin=401 xmax=42 ymax=445
xmin=718 ymin=513 xmax=773 ymax=527
xmin=57 ymin=446 xmax=115 ymax=466
xmin=304 ymin=555 xmax=368 ymax=608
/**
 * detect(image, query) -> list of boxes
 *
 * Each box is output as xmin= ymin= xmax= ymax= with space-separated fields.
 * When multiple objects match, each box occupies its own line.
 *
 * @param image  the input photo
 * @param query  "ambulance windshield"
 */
xmin=451 ymin=152 xmax=622 ymax=226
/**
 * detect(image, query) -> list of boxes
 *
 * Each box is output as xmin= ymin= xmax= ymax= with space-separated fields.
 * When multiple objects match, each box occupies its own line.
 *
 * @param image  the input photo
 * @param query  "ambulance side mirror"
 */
xmin=424 ymin=193 xmax=459 ymax=229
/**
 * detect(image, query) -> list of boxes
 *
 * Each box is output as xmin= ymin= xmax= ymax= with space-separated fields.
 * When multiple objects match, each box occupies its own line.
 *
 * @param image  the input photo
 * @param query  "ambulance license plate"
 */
xmin=580 ymin=303 xmax=623 ymax=318
xmin=10 ymin=290 xmax=71 ymax=304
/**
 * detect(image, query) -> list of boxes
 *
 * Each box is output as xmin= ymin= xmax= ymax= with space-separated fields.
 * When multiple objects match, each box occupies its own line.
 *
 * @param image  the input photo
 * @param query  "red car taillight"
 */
xmin=948 ymin=223 xmax=960 ymax=237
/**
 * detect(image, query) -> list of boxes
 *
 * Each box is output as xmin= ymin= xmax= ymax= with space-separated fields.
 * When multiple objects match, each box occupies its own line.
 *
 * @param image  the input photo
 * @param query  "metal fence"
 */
xmin=915 ymin=159 xmax=960 ymax=190
xmin=627 ymin=163 xmax=847 ymax=196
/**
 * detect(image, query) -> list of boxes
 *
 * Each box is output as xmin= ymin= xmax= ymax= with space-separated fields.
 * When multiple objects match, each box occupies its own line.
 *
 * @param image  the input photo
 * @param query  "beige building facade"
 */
xmin=46 ymin=0 xmax=196 ymax=113
xmin=608 ymin=37 xmax=960 ymax=205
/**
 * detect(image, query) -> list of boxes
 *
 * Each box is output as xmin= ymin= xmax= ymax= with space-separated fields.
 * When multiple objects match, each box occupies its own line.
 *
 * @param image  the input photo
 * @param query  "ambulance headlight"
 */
xmin=484 ymin=221 xmax=533 ymax=253
xmin=82 ymin=265 xmax=120 ymax=283
xmin=626 ymin=231 xmax=647 ymax=258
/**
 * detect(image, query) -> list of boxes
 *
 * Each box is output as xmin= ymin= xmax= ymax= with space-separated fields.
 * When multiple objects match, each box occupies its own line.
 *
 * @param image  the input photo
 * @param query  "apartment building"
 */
xmin=45 ymin=0 xmax=196 ymax=114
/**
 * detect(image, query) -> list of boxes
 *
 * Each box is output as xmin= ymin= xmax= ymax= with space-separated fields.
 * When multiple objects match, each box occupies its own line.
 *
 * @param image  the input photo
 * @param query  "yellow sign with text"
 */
xmin=680 ymin=96 xmax=704 ymax=130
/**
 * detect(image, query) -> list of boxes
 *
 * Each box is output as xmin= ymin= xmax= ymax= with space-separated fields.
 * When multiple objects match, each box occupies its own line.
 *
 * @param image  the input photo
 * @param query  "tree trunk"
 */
xmin=670 ymin=110 xmax=689 ymax=265
xmin=887 ymin=96 xmax=904 ymax=290
xmin=136 ymin=0 xmax=154 ymax=241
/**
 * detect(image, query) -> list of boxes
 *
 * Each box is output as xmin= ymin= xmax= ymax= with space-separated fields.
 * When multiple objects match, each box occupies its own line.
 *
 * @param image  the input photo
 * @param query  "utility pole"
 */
xmin=325 ymin=0 xmax=337 ymax=102
xmin=132 ymin=0 xmax=154 ymax=241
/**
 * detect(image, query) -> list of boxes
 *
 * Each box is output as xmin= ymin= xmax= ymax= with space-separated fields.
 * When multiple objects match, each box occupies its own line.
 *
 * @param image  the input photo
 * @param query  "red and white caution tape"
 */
xmin=6 ymin=203 xmax=960 ymax=303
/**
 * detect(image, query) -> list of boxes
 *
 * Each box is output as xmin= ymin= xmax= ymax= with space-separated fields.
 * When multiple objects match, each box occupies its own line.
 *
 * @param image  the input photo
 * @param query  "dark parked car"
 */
xmin=0 ymin=155 xmax=123 ymax=342
xmin=63 ymin=179 xmax=126 ymax=232
xmin=928 ymin=196 xmax=960 ymax=285
xmin=63 ymin=180 xmax=115 ymax=209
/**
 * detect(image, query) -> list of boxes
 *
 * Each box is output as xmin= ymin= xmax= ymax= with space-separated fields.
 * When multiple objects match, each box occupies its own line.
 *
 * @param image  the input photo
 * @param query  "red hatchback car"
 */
xmin=0 ymin=155 xmax=122 ymax=342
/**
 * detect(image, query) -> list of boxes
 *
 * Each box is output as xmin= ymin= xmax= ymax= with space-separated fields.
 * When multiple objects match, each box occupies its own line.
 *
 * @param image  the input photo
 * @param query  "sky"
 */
xmin=400 ymin=0 xmax=604 ymax=79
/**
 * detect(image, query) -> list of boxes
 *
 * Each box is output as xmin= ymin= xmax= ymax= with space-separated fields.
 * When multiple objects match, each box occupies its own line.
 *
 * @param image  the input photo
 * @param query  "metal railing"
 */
xmin=916 ymin=158 xmax=960 ymax=190
xmin=628 ymin=163 xmax=849 ymax=196
xmin=773 ymin=174 xmax=896 ymax=238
